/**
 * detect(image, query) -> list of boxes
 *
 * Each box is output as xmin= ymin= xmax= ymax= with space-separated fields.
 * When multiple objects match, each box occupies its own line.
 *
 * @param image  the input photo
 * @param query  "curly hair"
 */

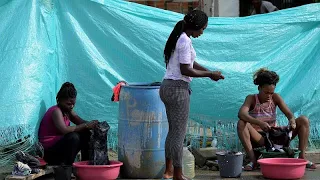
xmin=253 ymin=68 xmax=279 ymax=86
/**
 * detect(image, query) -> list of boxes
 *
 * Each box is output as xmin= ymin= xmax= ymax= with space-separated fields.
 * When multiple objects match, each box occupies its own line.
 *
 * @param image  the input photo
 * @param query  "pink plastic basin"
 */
xmin=73 ymin=161 xmax=123 ymax=180
xmin=258 ymin=158 xmax=308 ymax=179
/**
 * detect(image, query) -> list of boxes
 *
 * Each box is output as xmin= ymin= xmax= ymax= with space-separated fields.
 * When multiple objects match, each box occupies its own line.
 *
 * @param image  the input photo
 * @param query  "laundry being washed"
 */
xmin=264 ymin=126 xmax=294 ymax=156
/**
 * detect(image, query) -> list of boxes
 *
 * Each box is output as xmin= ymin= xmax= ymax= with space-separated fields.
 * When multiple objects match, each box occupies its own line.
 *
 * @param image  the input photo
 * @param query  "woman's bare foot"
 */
xmin=173 ymin=167 xmax=190 ymax=180
xmin=173 ymin=175 xmax=190 ymax=180
xmin=163 ymin=170 xmax=173 ymax=179
xmin=163 ymin=158 xmax=174 ymax=179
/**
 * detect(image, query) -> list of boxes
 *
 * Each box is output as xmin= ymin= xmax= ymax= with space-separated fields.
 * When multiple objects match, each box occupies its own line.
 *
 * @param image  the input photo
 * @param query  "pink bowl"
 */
xmin=73 ymin=161 xmax=123 ymax=180
xmin=258 ymin=158 xmax=308 ymax=179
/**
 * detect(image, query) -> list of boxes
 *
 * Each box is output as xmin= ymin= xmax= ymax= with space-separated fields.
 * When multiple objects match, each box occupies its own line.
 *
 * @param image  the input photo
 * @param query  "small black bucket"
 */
xmin=216 ymin=151 xmax=244 ymax=178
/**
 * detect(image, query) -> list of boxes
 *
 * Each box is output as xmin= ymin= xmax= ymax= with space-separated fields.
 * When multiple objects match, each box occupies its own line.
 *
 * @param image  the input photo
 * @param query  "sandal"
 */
xmin=306 ymin=161 xmax=317 ymax=169
xmin=243 ymin=162 xmax=256 ymax=171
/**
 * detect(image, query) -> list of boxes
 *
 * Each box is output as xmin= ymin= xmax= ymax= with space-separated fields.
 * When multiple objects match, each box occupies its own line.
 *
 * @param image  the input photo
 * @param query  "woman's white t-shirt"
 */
xmin=164 ymin=32 xmax=196 ymax=83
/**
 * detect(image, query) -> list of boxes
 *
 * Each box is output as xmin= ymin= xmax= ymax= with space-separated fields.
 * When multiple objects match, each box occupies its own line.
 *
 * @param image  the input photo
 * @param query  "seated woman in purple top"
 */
xmin=38 ymin=82 xmax=99 ymax=165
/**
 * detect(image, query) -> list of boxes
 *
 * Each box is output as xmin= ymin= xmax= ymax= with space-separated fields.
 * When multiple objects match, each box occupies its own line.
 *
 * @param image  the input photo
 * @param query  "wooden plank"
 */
xmin=5 ymin=167 xmax=53 ymax=180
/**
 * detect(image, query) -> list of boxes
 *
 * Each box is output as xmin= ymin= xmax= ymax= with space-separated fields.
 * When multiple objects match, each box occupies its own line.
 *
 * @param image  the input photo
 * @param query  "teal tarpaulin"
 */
xmin=0 ymin=0 xmax=319 ymax=153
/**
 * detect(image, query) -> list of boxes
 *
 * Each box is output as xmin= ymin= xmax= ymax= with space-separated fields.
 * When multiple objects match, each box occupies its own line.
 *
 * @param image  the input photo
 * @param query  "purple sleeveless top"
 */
xmin=38 ymin=105 xmax=70 ymax=149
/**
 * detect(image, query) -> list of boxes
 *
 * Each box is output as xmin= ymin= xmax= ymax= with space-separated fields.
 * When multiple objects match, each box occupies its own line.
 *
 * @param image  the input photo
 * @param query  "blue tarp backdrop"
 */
xmin=0 ymin=0 xmax=319 ymax=159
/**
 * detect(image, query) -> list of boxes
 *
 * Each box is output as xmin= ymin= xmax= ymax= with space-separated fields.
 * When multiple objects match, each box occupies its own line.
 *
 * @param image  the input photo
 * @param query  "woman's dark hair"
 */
xmin=163 ymin=10 xmax=208 ymax=64
xmin=253 ymin=68 xmax=279 ymax=86
xmin=56 ymin=82 xmax=77 ymax=102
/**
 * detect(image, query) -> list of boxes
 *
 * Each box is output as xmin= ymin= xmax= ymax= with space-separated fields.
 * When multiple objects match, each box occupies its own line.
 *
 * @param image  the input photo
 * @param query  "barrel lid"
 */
xmin=122 ymin=82 xmax=161 ymax=89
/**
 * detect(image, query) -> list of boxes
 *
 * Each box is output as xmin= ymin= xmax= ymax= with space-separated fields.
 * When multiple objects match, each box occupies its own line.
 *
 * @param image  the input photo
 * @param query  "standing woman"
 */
xmin=160 ymin=10 xmax=224 ymax=180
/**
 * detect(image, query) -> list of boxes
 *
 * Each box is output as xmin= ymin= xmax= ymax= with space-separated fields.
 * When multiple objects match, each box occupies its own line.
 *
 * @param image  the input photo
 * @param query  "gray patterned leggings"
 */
xmin=159 ymin=79 xmax=190 ymax=167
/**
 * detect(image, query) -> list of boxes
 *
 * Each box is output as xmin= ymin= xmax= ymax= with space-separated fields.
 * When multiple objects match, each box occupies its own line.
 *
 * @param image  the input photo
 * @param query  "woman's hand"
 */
xmin=259 ymin=121 xmax=271 ymax=132
xmin=85 ymin=120 xmax=99 ymax=129
xmin=289 ymin=118 xmax=296 ymax=130
xmin=210 ymin=71 xmax=225 ymax=81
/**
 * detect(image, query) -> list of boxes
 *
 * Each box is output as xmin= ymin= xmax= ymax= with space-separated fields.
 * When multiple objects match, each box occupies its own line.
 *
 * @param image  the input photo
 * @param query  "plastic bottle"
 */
xmin=182 ymin=147 xmax=195 ymax=179
xmin=211 ymin=137 xmax=217 ymax=149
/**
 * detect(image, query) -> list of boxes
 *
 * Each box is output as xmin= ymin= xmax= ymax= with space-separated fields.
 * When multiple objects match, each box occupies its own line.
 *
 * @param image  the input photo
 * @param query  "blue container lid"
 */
xmin=122 ymin=82 xmax=161 ymax=89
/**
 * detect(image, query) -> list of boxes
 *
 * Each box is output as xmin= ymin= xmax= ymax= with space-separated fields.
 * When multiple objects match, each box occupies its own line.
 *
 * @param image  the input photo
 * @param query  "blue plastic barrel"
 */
xmin=118 ymin=83 xmax=168 ymax=178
